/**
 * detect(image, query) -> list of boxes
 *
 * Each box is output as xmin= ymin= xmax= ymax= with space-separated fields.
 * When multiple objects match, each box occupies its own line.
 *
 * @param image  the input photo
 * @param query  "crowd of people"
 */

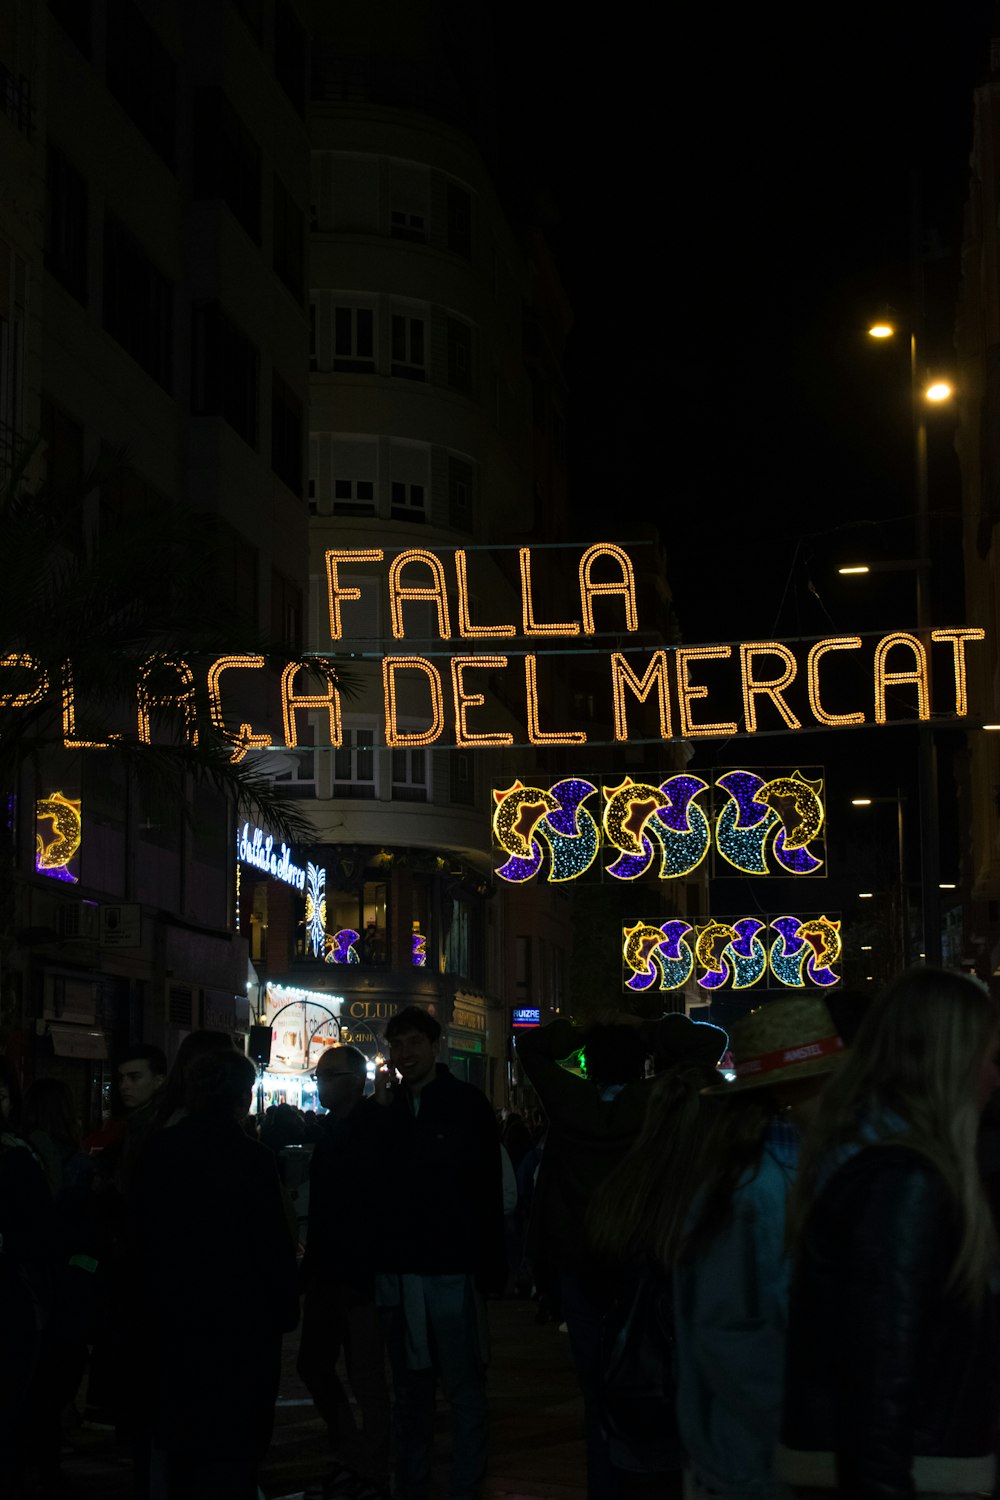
xmin=1 ymin=968 xmax=999 ymax=1500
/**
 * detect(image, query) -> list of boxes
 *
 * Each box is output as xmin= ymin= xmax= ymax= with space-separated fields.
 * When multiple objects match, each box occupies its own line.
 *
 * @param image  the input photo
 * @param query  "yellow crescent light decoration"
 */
xmin=36 ymin=791 xmax=83 ymax=882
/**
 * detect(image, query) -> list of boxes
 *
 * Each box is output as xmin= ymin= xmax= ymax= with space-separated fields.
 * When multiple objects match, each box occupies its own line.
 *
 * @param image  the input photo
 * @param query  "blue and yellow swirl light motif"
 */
xmin=493 ymin=778 xmax=600 ymax=883
xmin=694 ymin=917 xmax=768 ymax=991
xmin=603 ymin=774 xmax=710 ymax=881
xmin=715 ymin=769 xmax=824 ymax=876
xmin=622 ymin=919 xmax=694 ymax=992
xmin=769 ymin=914 xmax=842 ymax=987
xmin=622 ymin=913 xmax=842 ymax=991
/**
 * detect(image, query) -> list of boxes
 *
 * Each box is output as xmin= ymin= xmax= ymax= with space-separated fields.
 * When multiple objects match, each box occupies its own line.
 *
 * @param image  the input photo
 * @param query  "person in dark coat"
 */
xmin=298 ymin=1043 xmax=390 ymax=1495
xmin=374 ymin=1005 xmax=505 ymax=1500
xmin=781 ymin=967 xmax=1000 ymax=1498
xmin=131 ymin=1047 xmax=298 ymax=1500
xmin=516 ymin=1012 xmax=727 ymax=1500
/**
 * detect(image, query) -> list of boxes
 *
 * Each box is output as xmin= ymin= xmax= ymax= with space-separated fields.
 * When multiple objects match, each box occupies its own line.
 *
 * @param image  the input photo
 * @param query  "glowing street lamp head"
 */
xmin=924 ymin=380 xmax=953 ymax=403
xmin=838 ymin=565 xmax=870 ymax=576
xmin=850 ymin=797 xmax=872 ymax=806
xmin=868 ymin=322 xmax=895 ymax=339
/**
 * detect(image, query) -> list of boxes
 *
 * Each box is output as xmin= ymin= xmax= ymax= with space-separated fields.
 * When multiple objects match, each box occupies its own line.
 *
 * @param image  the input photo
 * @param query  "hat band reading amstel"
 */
xmin=733 ymin=1033 xmax=844 ymax=1079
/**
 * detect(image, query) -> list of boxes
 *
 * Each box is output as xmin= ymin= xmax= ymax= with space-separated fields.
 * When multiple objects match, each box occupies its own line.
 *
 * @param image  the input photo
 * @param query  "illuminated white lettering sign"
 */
xmin=237 ymin=822 xmax=308 ymax=892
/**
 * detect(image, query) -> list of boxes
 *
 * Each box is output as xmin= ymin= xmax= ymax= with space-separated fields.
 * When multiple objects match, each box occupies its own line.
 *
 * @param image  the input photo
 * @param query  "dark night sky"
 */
xmin=493 ymin=4 xmax=993 ymax=645
xmin=489 ymin=5 xmax=996 ymax=899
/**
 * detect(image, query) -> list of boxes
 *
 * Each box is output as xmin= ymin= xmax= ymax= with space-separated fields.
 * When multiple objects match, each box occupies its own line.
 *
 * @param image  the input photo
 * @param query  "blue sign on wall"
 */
xmin=512 ymin=1007 xmax=541 ymax=1027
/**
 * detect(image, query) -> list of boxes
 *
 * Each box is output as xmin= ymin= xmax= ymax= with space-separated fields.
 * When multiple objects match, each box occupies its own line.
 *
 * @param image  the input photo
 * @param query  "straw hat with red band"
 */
xmin=702 ymin=995 xmax=845 ymax=1095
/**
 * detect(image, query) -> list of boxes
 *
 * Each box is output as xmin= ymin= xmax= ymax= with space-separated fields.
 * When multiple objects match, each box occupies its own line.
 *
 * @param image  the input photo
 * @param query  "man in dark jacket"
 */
xmin=298 ymin=1044 xmax=390 ymax=1496
xmin=131 ymin=1049 xmax=298 ymax=1500
xmin=374 ymin=1005 xmax=504 ymax=1500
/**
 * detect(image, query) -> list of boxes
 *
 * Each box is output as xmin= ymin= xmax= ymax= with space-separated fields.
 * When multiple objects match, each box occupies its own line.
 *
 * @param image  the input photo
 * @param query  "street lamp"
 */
xmin=862 ymin=312 xmax=954 ymax=966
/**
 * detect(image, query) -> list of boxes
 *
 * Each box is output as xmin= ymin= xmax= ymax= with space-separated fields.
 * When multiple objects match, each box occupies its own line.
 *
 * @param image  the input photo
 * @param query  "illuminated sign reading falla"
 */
xmin=1 ymin=548 xmax=987 ymax=753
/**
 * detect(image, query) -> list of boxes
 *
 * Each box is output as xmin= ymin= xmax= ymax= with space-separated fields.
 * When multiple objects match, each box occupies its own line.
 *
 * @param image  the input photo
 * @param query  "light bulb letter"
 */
xmin=382 ymin=656 xmax=445 ymax=747
xmin=739 ymin=642 xmax=802 ymax=732
xmin=873 ymin=633 xmax=929 ymax=723
xmin=579 ymin=543 xmax=638 ymax=634
xmin=609 ymin=651 xmax=672 ymax=742
xmin=931 ymin=627 xmax=985 ymax=717
xmin=806 ymin=637 xmax=864 ymax=726
xmin=281 ymin=661 xmax=342 ymax=748
xmin=450 ymin=656 xmax=514 ymax=746
xmin=388 ymin=551 xmax=452 ymax=641
xmin=324 ymin=549 xmax=384 ymax=641
xmin=675 ymin=646 xmax=737 ymax=738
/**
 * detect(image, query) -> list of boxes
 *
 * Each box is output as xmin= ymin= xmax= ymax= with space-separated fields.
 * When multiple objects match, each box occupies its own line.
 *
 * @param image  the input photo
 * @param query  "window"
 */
xmin=450 ymin=750 xmax=475 ymax=806
xmin=447 ymin=456 xmax=473 ymax=530
xmin=103 ymin=214 xmax=172 ymax=390
xmin=334 ymin=729 xmax=375 ymax=799
xmin=390 ymin=161 xmax=428 ymax=242
xmin=271 ymin=569 xmax=302 ymax=651
xmin=334 ymin=305 xmax=374 ymax=372
xmin=390 ymin=481 xmax=425 ymax=524
xmin=274 ymin=0 xmax=307 ymax=116
xmin=446 ymin=183 xmax=472 ymax=259
xmin=193 ymin=88 xmax=261 ymax=243
xmin=273 ymin=174 xmax=304 ymax=301
xmin=444 ymin=896 xmax=483 ymax=983
xmin=446 ymin=318 xmax=472 ymax=393
xmin=192 ymin=303 xmax=259 ymax=447
xmin=271 ymin=747 xmax=315 ymax=799
xmin=210 ymin=521 xmax=259 ymax=624
xmin=41 ymin=398 xmax=84 ymax=526
xmin=98 ymin=446 xmax=165 ymax=546
xmin=106 ymin=0 xmax=176 ymax=168
xmin=271 ymin=372 xmax=303 ymax=493
xmin=46 ymin=146 xmax=87 ymax=303
xmin=391 ymin=209 xmax=425 ymax=242
xmin=391 ymin=314 xmax=425 ymax=380
xmin=333 ymin=477 xmax=375 ymax=516
xmin=392 ymin=747 xmax=427 ymax=802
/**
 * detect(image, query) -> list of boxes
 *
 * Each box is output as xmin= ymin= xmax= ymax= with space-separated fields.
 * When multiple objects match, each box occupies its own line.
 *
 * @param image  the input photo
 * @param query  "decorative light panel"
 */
xmin=325 ymin=928 xmax=361 ymax=965
xmin=35 ymin=791 xmax=82 ymax=883
xmin=713 ymin=768 xmax=825 ymax=876
xmin=304 ymin=862 xmax=327 ymax=959
xmin=493 ymin=769 xmax=824 ymax=883
xmin=622 ymin=913 xmax=842 ymax=991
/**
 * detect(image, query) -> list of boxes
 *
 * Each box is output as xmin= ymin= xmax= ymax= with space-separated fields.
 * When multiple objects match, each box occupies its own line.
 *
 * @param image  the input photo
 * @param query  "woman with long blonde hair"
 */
xmin=780 ymin=966 xmax=1000 ymax=1498
xmin=590 ymin=996 xmax=844 ymax=1500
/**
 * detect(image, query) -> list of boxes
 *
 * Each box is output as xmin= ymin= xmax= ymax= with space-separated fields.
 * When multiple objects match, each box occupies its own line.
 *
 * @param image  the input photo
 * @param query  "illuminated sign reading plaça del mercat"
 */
xmin=2 ymin=544 xmax=987 ymax=755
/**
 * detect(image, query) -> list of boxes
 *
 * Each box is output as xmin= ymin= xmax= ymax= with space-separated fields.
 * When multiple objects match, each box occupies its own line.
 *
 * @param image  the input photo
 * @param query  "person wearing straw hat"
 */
xmin=666 ymin=995 xmax=844 ymax=1500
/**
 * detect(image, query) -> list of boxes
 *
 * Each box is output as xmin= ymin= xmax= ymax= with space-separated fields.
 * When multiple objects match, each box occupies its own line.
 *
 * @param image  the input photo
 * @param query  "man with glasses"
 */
xmin=299 ymin=1045 xmax=390 ymax=1500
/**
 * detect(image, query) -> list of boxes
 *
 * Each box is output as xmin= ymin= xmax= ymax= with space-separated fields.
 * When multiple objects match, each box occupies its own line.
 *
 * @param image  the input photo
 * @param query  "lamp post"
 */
xmin=861 ymin=313 xmax=955 ymax=967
